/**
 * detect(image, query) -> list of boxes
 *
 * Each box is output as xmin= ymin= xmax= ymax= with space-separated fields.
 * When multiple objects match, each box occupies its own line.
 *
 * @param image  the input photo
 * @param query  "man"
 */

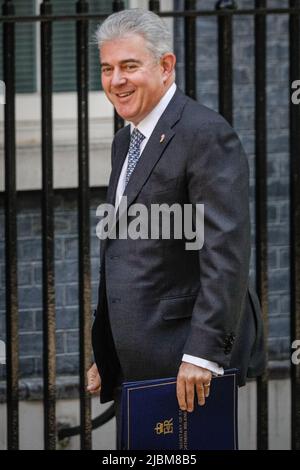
xmin=87 ymin=8 xmax=265 ymax=421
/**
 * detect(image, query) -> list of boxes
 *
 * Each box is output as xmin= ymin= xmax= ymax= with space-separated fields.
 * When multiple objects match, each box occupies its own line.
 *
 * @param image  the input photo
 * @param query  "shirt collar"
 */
xmin=130 ymin=82 xmax=177 ymax=139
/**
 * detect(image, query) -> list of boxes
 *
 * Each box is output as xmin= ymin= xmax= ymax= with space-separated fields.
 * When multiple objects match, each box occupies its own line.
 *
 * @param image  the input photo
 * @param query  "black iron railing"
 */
xmin=1 ymin=0 xmax=300 ymax=451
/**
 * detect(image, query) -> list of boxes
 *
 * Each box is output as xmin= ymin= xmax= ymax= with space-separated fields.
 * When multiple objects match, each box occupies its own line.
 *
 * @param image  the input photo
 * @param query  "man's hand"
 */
xmin=176 ymin=362 xmax=212 ymax=412
xmin=87 ymin=363 xmax=101 ymax=394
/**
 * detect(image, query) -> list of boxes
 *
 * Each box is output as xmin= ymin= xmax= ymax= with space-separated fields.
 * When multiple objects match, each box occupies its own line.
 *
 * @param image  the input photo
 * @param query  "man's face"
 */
xmin=100 ymin=35 xmax=171 ymax=125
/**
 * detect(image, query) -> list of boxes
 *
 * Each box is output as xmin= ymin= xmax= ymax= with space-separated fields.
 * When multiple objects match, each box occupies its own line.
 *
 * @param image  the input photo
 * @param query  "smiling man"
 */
xmin=87 ymin=8 xmax=265 ymax=446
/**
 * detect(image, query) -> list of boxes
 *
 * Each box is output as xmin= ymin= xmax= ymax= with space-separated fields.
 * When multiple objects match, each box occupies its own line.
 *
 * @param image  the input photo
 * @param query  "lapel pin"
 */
xmin=160 ymin=134 xmax=165 ymax=143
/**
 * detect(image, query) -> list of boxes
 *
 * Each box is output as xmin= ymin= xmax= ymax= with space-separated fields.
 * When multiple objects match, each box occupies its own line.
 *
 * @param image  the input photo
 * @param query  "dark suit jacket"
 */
xmin=92 ymin=88 xmax=266 ymax=403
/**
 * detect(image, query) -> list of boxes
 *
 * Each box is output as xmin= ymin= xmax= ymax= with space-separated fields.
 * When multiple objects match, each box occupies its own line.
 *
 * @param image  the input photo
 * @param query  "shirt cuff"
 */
xmin=182 ymin=354 xmax=224 ymax=376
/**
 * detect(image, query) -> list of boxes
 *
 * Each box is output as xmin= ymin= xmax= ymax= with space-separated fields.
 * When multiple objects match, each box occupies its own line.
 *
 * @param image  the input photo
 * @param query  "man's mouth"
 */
xmin=115 ymin=91 xmax=135 ymax=98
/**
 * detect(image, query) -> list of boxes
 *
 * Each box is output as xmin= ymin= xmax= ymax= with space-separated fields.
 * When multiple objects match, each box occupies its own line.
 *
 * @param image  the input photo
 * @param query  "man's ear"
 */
xmin=161 ymin=53 xmax=176 ymax=82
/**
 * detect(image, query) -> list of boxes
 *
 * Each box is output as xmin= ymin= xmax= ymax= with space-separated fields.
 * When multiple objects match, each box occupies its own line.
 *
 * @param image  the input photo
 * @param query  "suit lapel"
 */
xmin=106 ymin=125 xmax=130 ymax=206
xmin=100 ymin=125 xmax=130 ymax=265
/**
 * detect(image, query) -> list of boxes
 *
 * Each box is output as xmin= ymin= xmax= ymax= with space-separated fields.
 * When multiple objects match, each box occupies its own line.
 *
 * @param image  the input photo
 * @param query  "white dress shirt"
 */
xmin=114 ymin=82 xmax=224 ymax=377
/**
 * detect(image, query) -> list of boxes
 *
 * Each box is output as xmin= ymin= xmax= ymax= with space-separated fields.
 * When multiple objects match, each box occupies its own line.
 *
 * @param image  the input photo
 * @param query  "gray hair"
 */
xmin=95 ymin=8 xmax=173 ymax=62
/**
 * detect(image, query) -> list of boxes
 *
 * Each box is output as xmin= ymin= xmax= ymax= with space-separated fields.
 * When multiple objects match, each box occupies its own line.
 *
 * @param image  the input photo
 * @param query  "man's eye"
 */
xmin=102 ymin=68 xmax=112 ymax=74
xmin=125 ymin=64 xmax=137 ymax=70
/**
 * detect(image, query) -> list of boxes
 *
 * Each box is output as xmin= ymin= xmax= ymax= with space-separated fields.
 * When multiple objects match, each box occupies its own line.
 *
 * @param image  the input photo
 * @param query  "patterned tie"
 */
xmin=125 ymin=128 xmax=145 ymax=186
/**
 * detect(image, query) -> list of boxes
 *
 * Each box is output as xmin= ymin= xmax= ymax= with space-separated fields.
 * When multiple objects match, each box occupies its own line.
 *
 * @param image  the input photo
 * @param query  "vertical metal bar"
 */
xmin=76 ymin=0 xmax=92 ymax=450
xmin=184 ymin=0 xmax=196 ymax=100
xmin=112 ymin=0 xmax=125 ymax=13
xmin=3 ymin=0 xmax=19 ymax=450
xmin=40 ymin=0 xmax=56 ymax=450
xmin=113 ymin=0 xmax=125 ymax=133
xmin=149 ymin=0 xmax=160 ymax=13
xmin=289 ymin=0 xmax=300 ymax=451
xmin=255 ymin=0 xmax=269 ymax=451
xmin=215 ymin=0 xmax=236 ymax=124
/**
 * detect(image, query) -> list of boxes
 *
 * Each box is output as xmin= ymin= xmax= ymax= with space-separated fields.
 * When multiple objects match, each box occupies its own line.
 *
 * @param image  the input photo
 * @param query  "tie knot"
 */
xmin=130 ymin=128 xmax=145 ymax=147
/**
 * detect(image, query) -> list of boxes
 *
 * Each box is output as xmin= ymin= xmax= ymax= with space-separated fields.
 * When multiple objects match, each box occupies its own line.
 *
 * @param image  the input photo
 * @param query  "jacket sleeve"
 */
xmin=182 ymin=119 xmax=251 ymax=369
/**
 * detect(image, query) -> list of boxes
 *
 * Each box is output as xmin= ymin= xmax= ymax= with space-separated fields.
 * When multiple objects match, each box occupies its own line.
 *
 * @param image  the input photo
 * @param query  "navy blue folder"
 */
xmin=121 ymin=370 xmax=238 ymax=450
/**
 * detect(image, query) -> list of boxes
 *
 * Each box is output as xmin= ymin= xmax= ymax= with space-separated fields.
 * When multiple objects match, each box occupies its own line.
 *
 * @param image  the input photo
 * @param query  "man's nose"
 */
xmin=111 ymin=69 xmax=126 ymax=87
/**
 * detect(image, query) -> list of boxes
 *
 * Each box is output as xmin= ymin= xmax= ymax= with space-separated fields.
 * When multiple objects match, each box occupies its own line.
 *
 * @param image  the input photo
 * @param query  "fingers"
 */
xmin=87 ymin=377 xmax=101 ymax=393
xmin=176 ymin=375 xmax=187 ymax=412
xmin=176 ymin=372 xmax=196 ymax=412
xmin=186 ymin=378 xmax=195 ymax=412
xmin=88 ymin=384 xmax=101 ymax=394
xmin=176 ymin=363 xmax=212 ymax=412
xmin=87 ymin=363 xmax=101 ymax=394
xmin=204 ymin=381 xmax=211 ymax=398
xmin=196 ymin=383 xmax=205 ymax=406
